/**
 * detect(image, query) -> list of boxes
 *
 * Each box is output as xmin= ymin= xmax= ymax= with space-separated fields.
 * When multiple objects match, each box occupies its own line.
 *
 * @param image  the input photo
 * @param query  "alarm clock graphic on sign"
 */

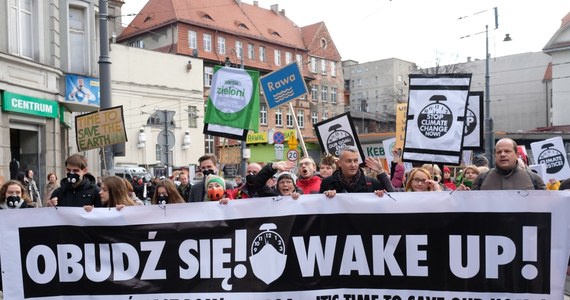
xmin=326 ymin=124 xmax=355 ymax=156
xmin=249 ymin=223 xmax=287 ymax=284
xmin=417 ymin=95 xmax=453 ymax=139
xmin=537 ymin=143 xmax=565 ymax=174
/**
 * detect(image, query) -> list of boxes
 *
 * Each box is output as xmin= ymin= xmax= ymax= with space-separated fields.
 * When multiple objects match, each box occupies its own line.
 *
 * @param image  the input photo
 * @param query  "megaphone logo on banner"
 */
xmin=249 ymin=223 xmax=287 ymax=284
xmin=537 ymin=143 xmax=565 ymax=174
xmin=417 ymin=95 xmax=453 ymax=139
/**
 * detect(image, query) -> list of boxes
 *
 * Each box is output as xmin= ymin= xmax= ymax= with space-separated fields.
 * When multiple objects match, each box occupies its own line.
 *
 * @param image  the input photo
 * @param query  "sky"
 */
xmin=121 ymin=0 xmax=570 ymax=67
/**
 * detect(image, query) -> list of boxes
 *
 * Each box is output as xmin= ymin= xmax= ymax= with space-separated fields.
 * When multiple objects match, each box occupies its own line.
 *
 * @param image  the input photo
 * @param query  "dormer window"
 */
xmin=320 ymin=38 xmax=327 ymax=48
xmin=198 ymin=11 xmax=215 ymax=21
xmin=271 ymin=31 xmax=282 ymax=38
xmin=238 ymin=23 xmax=249 ymax=30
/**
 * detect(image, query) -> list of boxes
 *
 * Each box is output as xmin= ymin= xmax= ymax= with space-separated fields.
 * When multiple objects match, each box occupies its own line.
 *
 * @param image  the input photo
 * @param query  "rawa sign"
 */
xmin=260 ymin=62 xmax=308 ymax=109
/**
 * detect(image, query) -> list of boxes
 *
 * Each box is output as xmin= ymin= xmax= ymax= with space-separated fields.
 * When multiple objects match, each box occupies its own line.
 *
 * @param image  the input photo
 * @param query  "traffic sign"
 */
xmin=287 ymin=149 xmax=299 ymax=162
xmin=287 ymin=135 xmax=298 ymax=149
xmin=273 ymin=131 xmax=285 ymax=144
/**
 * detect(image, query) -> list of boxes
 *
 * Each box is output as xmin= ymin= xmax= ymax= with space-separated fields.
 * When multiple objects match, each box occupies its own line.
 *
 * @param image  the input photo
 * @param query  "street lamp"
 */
xmin=484 ymin=24 xmax=493 ymax=167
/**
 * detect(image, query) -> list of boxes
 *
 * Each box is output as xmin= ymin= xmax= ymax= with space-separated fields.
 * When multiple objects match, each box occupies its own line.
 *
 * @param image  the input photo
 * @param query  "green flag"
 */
xmin=204 ymin=66 xmax=260 ymax=132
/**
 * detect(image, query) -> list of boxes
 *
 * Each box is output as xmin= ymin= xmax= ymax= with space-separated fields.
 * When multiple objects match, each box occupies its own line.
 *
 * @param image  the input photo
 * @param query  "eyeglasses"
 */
xmin=412 ymin=178 xmax=427 ymax=184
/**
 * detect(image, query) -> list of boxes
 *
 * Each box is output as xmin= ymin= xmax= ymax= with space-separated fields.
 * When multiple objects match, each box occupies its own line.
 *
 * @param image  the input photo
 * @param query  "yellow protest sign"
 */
xmin=75 ymin=106 xmax=127 ymax=151
xmin=395 ymin=103 xmax=408 ymax=149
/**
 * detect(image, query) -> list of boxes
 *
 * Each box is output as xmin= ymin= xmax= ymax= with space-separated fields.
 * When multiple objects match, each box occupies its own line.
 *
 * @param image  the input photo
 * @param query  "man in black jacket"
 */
xmin=47 ymin=153 xmax=102 ymax=207
xmin=320 ymin=146 xmax=386 ymax=198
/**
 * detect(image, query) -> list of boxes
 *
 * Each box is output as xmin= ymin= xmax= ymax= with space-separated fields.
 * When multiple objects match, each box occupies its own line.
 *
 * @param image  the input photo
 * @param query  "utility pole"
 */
xmin=98 ymin=0 xmax=113 ymax=175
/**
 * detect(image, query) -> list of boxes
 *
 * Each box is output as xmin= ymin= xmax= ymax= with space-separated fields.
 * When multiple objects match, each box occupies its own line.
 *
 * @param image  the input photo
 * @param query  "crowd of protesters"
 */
xmin=1 ymin=137 xmax=562 ymax=212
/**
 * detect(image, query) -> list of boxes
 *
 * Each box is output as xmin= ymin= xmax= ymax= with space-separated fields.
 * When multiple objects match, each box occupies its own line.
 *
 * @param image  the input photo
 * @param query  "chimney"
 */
xmin=280 ymin=9 xmax=285 ymax=16
xmin=467 ymin=56 xmax=471 ymax=62
xmin=270 ymin=4 xmax=278 ymax=14
xmin=253 ymin=1 xmax=258 ymax=6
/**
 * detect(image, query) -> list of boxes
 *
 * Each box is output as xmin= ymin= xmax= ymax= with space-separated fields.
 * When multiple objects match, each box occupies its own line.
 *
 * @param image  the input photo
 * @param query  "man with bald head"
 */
xmin=471 ymin=138 xmax=545 ymax=190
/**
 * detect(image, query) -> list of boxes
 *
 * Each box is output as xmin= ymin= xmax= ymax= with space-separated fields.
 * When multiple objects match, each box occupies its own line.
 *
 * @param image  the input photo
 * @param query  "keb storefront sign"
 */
xmin=1 ymin=91 xmax=59 ymax=118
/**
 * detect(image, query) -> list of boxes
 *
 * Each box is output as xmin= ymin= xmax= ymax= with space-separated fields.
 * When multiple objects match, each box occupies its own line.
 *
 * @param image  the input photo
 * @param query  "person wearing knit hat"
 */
xmin=205 ymin=175 xmax=230 ymax=204
xmin=442 ymin=166 xmax=456 ymax=191
xmin=274 ymin=172 xmax=302 ymax=200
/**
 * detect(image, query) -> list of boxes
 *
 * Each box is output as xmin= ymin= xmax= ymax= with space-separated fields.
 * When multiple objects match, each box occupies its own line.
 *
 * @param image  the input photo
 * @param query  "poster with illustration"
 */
xmin=315 ymin=112 xmax=365 ymax=164
xmin=530 ymin=136 xmax=570 ymax=181
xmin=65 ymin=74 xmax=100 ymax=106
xmin=403 ymin=74 xmax=472 ymax=165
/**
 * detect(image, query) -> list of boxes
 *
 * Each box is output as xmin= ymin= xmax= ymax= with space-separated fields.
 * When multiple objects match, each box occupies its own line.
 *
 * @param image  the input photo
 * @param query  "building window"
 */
xmin=69 ymin=5 xmax=89 ymax=74
xmin=286 ymin=108 xmax=293 ymax=128
xmin=260 ymin=104 xmax=267 ymax=125
xmin=358 ymin=79 xmax=362 ymax=86
xmin=274 ymin=49 xmax=281 ymax=66
xmin=236 ymin=41 xmax=243 ymax=58
xmin=259 ymin=46 xmax=266 ymax=62
xmin=248 ymin=43 xmax=254 ymax=60
xmin=330 ymin=61 xmax=336 ymax=77
xmin=321 ymin=59 xmax=326 ymax=75
xmin=311 ymin=111 xmax=318 ymax=124
xmin=9 ymin=0 xmax=35 ymax=58
xmin=331 ymin=87 xmax=337 ymax=104
xmin=297 ymin=110 xmax=304 ymax=128
xmin=285 ymin=52 xmax=292 ymax=64
xmin=188 ymin=31 xmax=197 ymax=49
xmin=321 ymin=86 xmax=328 ymax=102
xmin=323 ymin=111 xmax=328 ymax=121
xmin=275 ymin=108 xmax=282 ymax=127
xmin=128 ymin=40 xmax=144 ymax=48
xmin=204 ymin=66 xmax=213 ymax=87
xmin=310 ymin=57 xmax=317 ymax=73
xmin=205 ymin=134 xmax=214 ymax=154
xmin=203 ymin=33 xmax=212 ymax=52
xmin=217 ymin=36 xmax=226 ymax=54
xmin=296 ymin=54 xmax=303 ymax=67
xmin=311 ymin=85 xmax=319 ymax=101
xmin=155 ymin=144 xmax=162 ymax=162
xmin=188 ymin=106 xmax=198 ymax=128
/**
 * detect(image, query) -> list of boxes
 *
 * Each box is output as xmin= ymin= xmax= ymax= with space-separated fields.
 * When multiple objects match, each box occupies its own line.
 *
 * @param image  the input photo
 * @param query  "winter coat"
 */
xmin=296 ymin=175 xmax=322 ymax=194
xmin=50 ymin=174 xmax=102 ymax=207
xmin=471 ymin=163 xmax=546 ymax=190
xmin=319 ymin=169 xmax=385 ymax=193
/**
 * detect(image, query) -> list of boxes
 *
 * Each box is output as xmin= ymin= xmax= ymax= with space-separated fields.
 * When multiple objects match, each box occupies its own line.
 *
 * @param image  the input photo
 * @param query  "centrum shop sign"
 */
xmin=2 ymin=91 xmax=59 ymax=118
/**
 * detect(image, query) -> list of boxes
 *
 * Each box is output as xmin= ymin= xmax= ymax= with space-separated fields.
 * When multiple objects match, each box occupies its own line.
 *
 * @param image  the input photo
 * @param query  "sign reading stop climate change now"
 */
xmin=75 ymin=106 xmax=127 ymax=151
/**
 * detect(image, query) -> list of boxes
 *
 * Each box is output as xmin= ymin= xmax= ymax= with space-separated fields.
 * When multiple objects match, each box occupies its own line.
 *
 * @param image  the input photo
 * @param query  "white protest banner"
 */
xmin=0 ymin=192 xmax=569 ymax=299
xmin=530 ymin=136 xmax=570 ymax=181
xmin=403 ymin=74 xmax=471 ymax=164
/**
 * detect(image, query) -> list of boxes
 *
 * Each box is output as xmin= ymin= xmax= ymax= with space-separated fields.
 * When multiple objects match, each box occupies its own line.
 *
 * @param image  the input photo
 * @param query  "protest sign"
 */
xmin=403 ymin=74 xmax=471 ymax=165
xmin=75 ymin=106 xmax=127 ymax=151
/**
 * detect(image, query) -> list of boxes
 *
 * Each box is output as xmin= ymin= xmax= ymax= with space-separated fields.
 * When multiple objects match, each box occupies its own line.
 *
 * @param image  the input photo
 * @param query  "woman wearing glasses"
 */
xmin=404 ymin=168 xmax=441 ymax=192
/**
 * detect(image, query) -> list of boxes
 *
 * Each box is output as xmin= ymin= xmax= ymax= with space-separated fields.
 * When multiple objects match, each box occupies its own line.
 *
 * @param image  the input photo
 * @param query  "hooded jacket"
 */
xmin=50 ymin=173 xmax=102 ymax=207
